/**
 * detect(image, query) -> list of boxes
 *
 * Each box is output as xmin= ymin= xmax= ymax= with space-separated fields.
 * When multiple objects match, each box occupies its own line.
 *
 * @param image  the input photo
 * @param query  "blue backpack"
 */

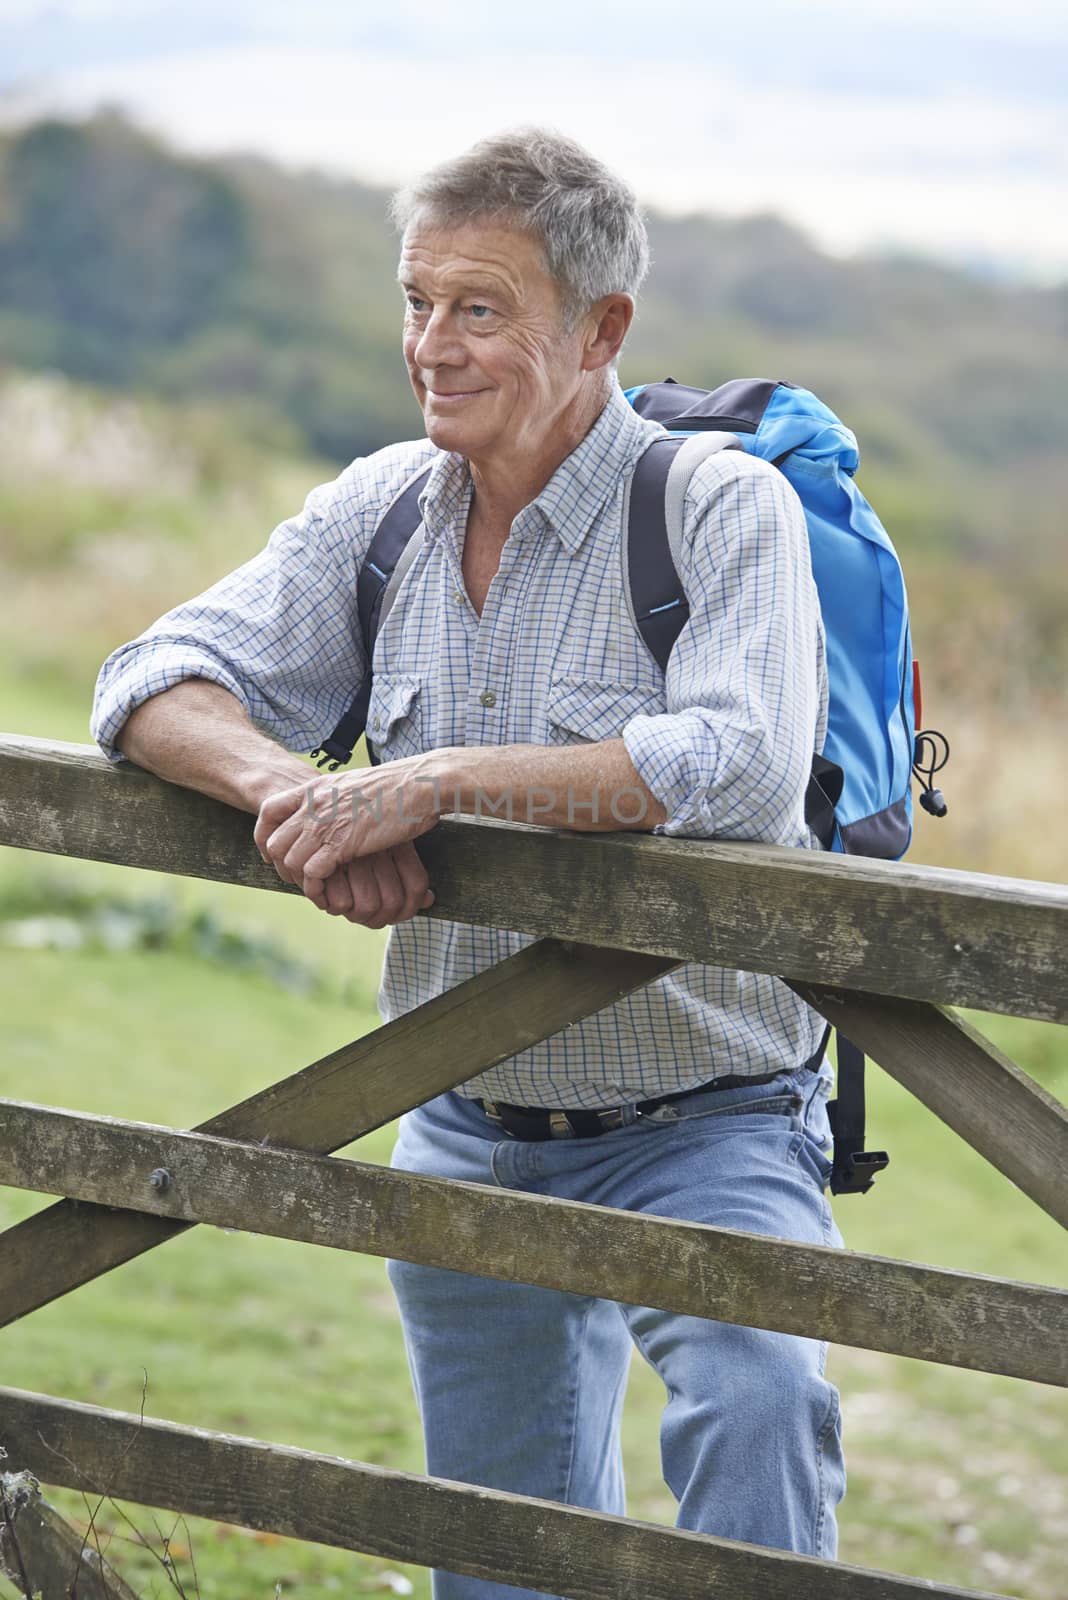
xmin=622 ymin=378 xmax=947 ymax=857
xmin=312 ymin=376 xmax=950 ymax=1193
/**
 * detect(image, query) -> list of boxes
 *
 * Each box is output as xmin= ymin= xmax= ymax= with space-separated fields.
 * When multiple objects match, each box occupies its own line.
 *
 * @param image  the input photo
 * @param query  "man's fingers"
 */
xmin=299 ymin=841 xmax=348 ymax=888
xmin=258 ymin=802 xmax=313 ymax=879
xmin=322 ymin=870 xmax=355 ymax=917
xmin=342 ymin=859 xmax=383 ymax=926
xmin=258 ymin=780 xmax=349 ymax=880
xmin=253 ymin=784 xmax=311 ymax=862
xmin=268 ymin=818 xmax=308 ymax=884
xmin=278 ymin=809 xmax=346 ymax=886
xmin=304 ymin=873 xmax=329 ymax=911
xmin=391 ymin=841 xmax=435 ymax=916
xmin=296 ymin=849 xmax=432 ymax=927
xmin=349 ymin=854 xmax=403 ymax=930
xmin=285 ymin=795 xmax=355 ymax=888
xmin=348 ymin=848 xmax=433 ymax=928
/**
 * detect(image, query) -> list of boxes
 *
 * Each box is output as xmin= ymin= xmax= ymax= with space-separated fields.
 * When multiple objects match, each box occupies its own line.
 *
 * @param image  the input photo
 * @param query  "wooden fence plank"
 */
xmin=0 ymin=1387 xmax=1007 ymax=1600
xmin=2 ymin=734 xmax=1066 ymax=1021
xmin=1 ymin=1100 xmax=1064 ymax=1384
xmin=0 ymin=939 xmax=675 ymax=1331
xmin=0 ymin=1475 xmax=140 ymax=1600
xmin=793 ymin=984 xmax=1068 ymax=1230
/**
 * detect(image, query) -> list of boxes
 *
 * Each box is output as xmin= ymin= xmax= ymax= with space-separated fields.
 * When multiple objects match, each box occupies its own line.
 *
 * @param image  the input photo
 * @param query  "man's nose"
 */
xmin=412 ymin=309 xmax=464 ymax=370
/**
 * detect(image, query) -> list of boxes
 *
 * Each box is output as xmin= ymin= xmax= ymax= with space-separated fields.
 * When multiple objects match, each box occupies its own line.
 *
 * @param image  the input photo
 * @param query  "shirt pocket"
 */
xmin=367 ymin=673 xmax=423 ymax=761
xmin=545 ymin=678 xmax=663 ymax=746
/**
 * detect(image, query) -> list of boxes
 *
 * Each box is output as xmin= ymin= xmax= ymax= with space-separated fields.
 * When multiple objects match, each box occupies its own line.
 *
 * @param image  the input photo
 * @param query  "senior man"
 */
xmin=93 ymin=129 xmax=844 ymax=1596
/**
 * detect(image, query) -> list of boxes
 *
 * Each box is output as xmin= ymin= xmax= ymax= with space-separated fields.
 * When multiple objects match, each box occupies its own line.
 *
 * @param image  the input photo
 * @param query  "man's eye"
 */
xmin=407 ymin=295 xmax=428 ymax=313
xmin=468 ymin=304 xmax=493 ymax=320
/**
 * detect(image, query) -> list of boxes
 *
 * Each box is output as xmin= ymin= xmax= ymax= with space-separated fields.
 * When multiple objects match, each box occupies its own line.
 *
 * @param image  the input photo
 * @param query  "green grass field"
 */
xmin=2 ymin=617 xmax=1067 ymax=1597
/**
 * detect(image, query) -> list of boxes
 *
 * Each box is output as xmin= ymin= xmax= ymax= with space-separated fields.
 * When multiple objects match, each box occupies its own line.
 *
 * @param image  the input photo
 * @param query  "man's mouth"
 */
xmin=426 ymin=387 xmax=487 ymax=403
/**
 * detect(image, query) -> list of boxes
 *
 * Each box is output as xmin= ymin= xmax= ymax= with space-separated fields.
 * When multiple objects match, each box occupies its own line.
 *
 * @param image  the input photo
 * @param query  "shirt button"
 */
xmin=372 ymin=716 xmax=381 ymax=731
xmin=479 ymin=690 xmax=497 ymax=708
xmin=454 ymin=590 xmax=465 ymax=605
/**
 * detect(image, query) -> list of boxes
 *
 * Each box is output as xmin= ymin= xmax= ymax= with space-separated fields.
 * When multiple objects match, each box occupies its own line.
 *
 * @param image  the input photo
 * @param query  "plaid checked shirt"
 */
xmin=93 ymin=383 xmax=829 ymax=1109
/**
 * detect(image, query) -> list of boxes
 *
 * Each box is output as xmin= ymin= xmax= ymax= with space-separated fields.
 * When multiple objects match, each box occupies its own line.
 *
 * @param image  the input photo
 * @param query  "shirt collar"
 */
xmin=419 ymin=451 xmax=473 ymax=550
xmin=528 ymin=383 xmax=659 ymax=553
xmin=417 ymin=382 xmax=660 ymax=555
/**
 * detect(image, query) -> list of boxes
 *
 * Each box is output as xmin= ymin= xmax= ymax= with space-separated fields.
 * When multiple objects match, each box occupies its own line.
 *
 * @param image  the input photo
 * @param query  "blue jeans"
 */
xmin=387 ymin=1067 xmax=846 ymax=1599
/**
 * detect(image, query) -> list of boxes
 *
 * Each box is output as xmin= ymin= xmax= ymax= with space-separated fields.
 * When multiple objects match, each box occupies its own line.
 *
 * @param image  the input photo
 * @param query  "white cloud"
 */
xmin=0 ymin=0 xmax=138 ymax=17
xmin=5 ymin=0 xmax=1068 ymax=27
xmin=783 ymin=0 xmax=1065 ymax=24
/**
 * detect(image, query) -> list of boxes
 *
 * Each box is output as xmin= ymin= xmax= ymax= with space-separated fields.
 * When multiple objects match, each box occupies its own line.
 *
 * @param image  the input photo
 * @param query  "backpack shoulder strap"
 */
xmin=310 ymin=463 xmax=432 ymax=770
xmin=355 ymin=465 xmax=434 ymax=651
xmin=623 ymin=431 xmax=842 ymax=852
xmin=622 ymin=432 xmax=742 ymax=672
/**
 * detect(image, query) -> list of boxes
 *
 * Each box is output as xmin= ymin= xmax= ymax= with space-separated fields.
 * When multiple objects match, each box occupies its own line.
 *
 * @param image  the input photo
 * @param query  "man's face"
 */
xmin=399 ymin=218 xmax=587 ymax=465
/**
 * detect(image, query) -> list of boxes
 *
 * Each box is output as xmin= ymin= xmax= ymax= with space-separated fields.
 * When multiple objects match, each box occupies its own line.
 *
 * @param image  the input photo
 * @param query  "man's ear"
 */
xmin=581 ymin=294 xmax=635 ymax=372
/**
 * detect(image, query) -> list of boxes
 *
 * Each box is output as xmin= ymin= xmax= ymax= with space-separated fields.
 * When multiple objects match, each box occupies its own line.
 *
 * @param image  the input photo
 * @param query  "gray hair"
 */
xmin=391 ymin=128 xmax=650 ymax=330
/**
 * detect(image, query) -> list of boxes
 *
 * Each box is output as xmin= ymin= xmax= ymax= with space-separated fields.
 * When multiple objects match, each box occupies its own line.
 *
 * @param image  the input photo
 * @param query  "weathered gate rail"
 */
xmin=0 ymin=732 xmax=1065 ymax=1600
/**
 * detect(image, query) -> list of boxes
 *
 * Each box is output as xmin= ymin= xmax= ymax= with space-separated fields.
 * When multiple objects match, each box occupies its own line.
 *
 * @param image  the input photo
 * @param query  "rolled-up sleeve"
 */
xmin=92 ymin=466 xmax=378 ymax=763
xmin=622 ymin=451 xmax=827 ymax=845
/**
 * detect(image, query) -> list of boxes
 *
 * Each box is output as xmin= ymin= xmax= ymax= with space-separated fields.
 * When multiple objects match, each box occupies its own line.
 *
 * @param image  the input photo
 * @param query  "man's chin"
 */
xmin=422 ymin=414 xmax=489 ymax=456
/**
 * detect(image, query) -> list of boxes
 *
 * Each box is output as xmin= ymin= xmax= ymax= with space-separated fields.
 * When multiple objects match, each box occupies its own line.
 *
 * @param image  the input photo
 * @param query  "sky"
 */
xmin=2 ymin=0 xmax=1067 ymax=282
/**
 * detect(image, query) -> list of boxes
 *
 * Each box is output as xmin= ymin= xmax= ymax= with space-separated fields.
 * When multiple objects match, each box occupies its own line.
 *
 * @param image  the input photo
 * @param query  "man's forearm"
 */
xmin=250 ymin=735 xmax=665 ymax=906
xmin=430 ymin=739 xmax=668 ymax=832
xmin=117 ymin=680 xmax=312 ymax=814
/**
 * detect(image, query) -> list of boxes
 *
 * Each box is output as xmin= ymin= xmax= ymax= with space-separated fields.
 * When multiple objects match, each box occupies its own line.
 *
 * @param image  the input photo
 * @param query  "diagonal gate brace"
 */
xmin=0 ymin=938 xmax=677 ymax=1329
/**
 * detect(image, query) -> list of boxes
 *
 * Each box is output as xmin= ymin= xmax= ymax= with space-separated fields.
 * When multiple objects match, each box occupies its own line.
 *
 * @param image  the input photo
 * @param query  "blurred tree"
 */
xmin=0 ymin=112 xmax=248 ymax=380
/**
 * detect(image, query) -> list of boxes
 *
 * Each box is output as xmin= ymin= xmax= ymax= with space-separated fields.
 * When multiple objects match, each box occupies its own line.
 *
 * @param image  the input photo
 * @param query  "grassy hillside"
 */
xmin=1 ymin=111 xmax=1066 ymax=583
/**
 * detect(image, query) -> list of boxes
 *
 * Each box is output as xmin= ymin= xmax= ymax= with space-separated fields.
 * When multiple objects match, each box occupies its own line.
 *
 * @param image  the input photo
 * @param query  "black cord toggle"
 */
xmin=912 ymin=729 xmax=950 ymax=818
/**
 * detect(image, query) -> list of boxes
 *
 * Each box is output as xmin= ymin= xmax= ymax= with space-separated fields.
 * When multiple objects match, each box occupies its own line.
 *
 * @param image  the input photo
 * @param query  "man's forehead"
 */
xmin=398 ymin=221 xmax=548 ymax=295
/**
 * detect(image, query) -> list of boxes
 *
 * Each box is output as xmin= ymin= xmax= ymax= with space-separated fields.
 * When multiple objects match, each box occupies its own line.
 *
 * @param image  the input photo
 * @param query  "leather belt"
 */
xmin=475 ymin=1068 xmax=787 ymax=1142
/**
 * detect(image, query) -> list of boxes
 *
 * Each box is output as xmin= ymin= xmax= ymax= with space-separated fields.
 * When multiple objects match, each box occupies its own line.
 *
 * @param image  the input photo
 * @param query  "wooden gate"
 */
xmin=1 ymin=733 xmax=1065 ymax=1599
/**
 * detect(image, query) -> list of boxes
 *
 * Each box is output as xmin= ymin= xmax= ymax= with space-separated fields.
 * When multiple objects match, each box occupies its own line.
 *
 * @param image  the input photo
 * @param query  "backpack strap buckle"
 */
xmin=828 ymin=1140 xmax=890 ymax=1196
xmin=826 ymin=1035 xmax=889 ymax=1196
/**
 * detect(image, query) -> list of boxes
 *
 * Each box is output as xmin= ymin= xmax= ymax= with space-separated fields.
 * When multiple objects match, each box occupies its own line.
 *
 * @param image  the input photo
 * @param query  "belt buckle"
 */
xmin=482 ymin=1100 xmax=556 ymax=1141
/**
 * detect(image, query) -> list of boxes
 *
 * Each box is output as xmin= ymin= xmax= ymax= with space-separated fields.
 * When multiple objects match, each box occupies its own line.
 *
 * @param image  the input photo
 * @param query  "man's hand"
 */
xmin=312 ymin=845 xmax=435 ymax=927
xmin=115 ymin=682 xmax=439 ymax=927
xmin=253 ymin=736 xmax=666 ymax=925
xmin=254 ymin=755 xmax=443 ymax=922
